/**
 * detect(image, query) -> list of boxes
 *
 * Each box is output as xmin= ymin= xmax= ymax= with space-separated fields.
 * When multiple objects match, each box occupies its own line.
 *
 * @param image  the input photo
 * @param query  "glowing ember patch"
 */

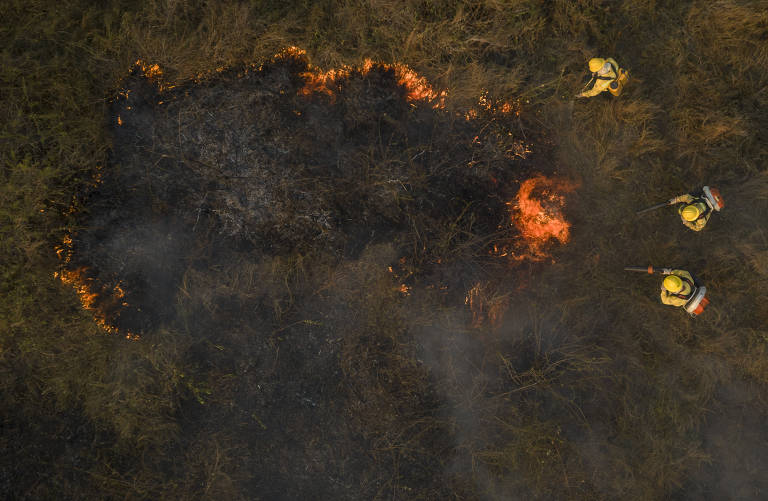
xmin=133 ymin=59 xmax=169 ymax=91
xmin=506 ymin=174 xmax=577 ymax=261
xmin=117 ymin=116 xmax=123 ymax=126
xmin=399 ymin=284 xmax=411 ymax=296
xmin=135 ymin=59 xmax=162 ymax=79
xmin=470 ymin=92 xmax=521 ymax=116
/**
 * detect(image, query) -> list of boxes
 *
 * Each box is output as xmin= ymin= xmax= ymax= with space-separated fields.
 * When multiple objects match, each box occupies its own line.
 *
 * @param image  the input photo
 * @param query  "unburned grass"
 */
xmin=2 ymin=0 xmax=768 ymax=499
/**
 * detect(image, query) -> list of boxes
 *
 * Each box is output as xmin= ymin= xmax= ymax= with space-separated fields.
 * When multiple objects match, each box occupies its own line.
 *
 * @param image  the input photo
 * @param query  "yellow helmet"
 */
xmin=663 ymin=275 xmax=683 ymax=293
xmin=589 ymin=58 xmax=606 ymax=72
xmin=681 ymin=204 xmax=701 ymax=221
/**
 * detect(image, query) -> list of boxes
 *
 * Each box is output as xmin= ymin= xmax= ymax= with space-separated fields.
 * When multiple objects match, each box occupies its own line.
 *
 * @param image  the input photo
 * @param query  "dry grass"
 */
xmin=2 ymin=0 xmax=768 ymax=499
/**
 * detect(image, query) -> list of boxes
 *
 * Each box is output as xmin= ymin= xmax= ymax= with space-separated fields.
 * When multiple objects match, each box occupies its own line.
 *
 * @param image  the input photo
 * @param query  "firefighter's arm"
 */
xmin=672 ymin=270 xmax=694 ymax=282
xmin=578 ymin=79 xmax=610 ymax=98
xmin=692 ymin=217 xmax=708 ymax=231
xmin=680 ymin=215 xmax=706 ymax=231
xmin=681 ymin=219 xmax=703 ymax=231
xmin=670 ymin=193 xmax=695 ymax=204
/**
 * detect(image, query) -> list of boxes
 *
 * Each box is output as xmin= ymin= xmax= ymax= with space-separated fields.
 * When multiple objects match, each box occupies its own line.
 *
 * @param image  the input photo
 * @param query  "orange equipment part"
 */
xmin=691 ymin=296 xmax=710 ymax=316
xmin=608 ymin=69 xmax=630 ymax=97
xmin=703 ymin=186 xmax=724 ymax=211
xmin=709 ymin=187 xmax=724 ymax=209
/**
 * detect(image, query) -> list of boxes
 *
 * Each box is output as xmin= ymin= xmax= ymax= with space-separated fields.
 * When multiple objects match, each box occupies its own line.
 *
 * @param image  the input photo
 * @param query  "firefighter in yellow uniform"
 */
xmin=670 ymin=189 xmax=723 ymax=231
xmin=660 ymin=271 xmax=696 ymax=307
xmin=576 ymin=58 xmax=630 ymax=98
xmin=672 ymin=194 xmax=711 ymax=231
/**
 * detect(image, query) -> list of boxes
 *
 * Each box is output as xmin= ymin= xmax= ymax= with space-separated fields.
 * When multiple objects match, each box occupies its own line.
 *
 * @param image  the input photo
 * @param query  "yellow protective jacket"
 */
xmin=579 ymin=58 xmax=620 ymax=98
xmin=671 ymin=194 xmax=711 ymax=231
xmin=660 ymin=269 xmax=695 ymax=307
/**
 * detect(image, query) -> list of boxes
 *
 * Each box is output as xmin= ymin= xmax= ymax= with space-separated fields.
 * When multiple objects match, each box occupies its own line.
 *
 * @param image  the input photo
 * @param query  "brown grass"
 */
xmin=2 ymin=0 xmax=768 ymax=499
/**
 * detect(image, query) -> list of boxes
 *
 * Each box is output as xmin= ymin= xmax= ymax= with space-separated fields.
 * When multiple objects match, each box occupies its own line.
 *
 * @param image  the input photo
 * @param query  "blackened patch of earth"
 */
xmin=65 ymin=51 xmax=552 ymax=499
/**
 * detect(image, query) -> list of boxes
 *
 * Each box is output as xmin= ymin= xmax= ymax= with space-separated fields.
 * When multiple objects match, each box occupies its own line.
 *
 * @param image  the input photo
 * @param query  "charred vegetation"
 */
xmin=2 ymin=1 xmax=768 ymax=500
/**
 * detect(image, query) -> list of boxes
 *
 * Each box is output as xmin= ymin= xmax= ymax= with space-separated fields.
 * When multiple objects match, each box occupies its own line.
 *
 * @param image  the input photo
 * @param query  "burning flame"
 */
xmin=293 ymin=47 xmax=446 ymax=107
xmin=508 ymin=174 xmax=576 ymax=260
xmin=491 ymin=174 xmax=576 ymax=262
xmin=135 ymin=60 xmax=162 ymax=79
xmin=133 ymin=47 xmax=447 ymax=109
xmin=54 ymin=235 xmax=139 ymax=340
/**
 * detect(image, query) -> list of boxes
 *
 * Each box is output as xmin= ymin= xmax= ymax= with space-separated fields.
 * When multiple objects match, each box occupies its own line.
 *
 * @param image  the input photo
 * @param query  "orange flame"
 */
xmin=132 ymin=59 xmax=177 ymax=92
xmin=54 ymin=236 xmax=139 ymax=340
xmin=507 ymin=174 xmax=576 ymax=260
xmin=491 ymin=174 xmax=576 ymax=262
xmin=135 ymin=60 xmax=162 ymax=79
xmin=297 ymin=56 xmax=446 ymax=107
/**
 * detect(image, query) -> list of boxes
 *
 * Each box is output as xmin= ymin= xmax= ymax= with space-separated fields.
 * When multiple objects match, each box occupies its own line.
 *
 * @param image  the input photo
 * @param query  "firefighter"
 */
xmin=625 ymin=265 xmax=710 ymax=316
xmin=660 ymin=270 xmax=697 ymax=308
xmin=670 ymin=186 xmax=724 ymax=231
xmin=576 ymin=57 xmax=630 ymax=98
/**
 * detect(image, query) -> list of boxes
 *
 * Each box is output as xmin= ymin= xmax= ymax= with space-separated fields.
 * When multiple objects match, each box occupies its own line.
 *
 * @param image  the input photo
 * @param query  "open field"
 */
xmin=2 ymin=1 xmax=768 ymax=499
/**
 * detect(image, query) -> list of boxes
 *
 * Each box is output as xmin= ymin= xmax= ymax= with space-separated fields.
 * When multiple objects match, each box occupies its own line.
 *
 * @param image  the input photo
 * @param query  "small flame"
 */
xmin=297 ymin=57 xmax=446 ymax=108
xmin=132 ymin=59 xmax=175 ymax=92
xmin=135 ymin=59 xmax=162 ymax=79
xmin=54 ymin=235 xmax=138 ymax=340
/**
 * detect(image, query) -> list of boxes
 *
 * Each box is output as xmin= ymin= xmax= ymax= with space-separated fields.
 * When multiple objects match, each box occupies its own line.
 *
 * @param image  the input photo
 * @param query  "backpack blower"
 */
xmin=624 ymin=265 xmax=709 ymax=317
xmin=636 ymin=186 xmax=725 ymax=215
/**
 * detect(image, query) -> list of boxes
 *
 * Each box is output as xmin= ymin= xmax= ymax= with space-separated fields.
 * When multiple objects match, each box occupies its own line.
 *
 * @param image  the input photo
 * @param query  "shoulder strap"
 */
xmin=693 ymin=199 xmax=711 ymax=220
xmin=595 ymin=62 xmax=619 ymax=80
xmin=671 ymin=276 xmax=696 ymax=299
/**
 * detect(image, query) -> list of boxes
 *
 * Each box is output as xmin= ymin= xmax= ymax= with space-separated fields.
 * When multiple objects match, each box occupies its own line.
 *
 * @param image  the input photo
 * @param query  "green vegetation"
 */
xmin=2 ymin=0 xmax=768 ymax=499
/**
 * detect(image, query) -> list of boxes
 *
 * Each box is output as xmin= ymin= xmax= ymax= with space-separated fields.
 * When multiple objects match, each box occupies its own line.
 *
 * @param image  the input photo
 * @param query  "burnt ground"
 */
xmin=63 ymin=52 xmax=555 ymax=499
xmin=77 ymin=51 xmax=539 ymax=334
